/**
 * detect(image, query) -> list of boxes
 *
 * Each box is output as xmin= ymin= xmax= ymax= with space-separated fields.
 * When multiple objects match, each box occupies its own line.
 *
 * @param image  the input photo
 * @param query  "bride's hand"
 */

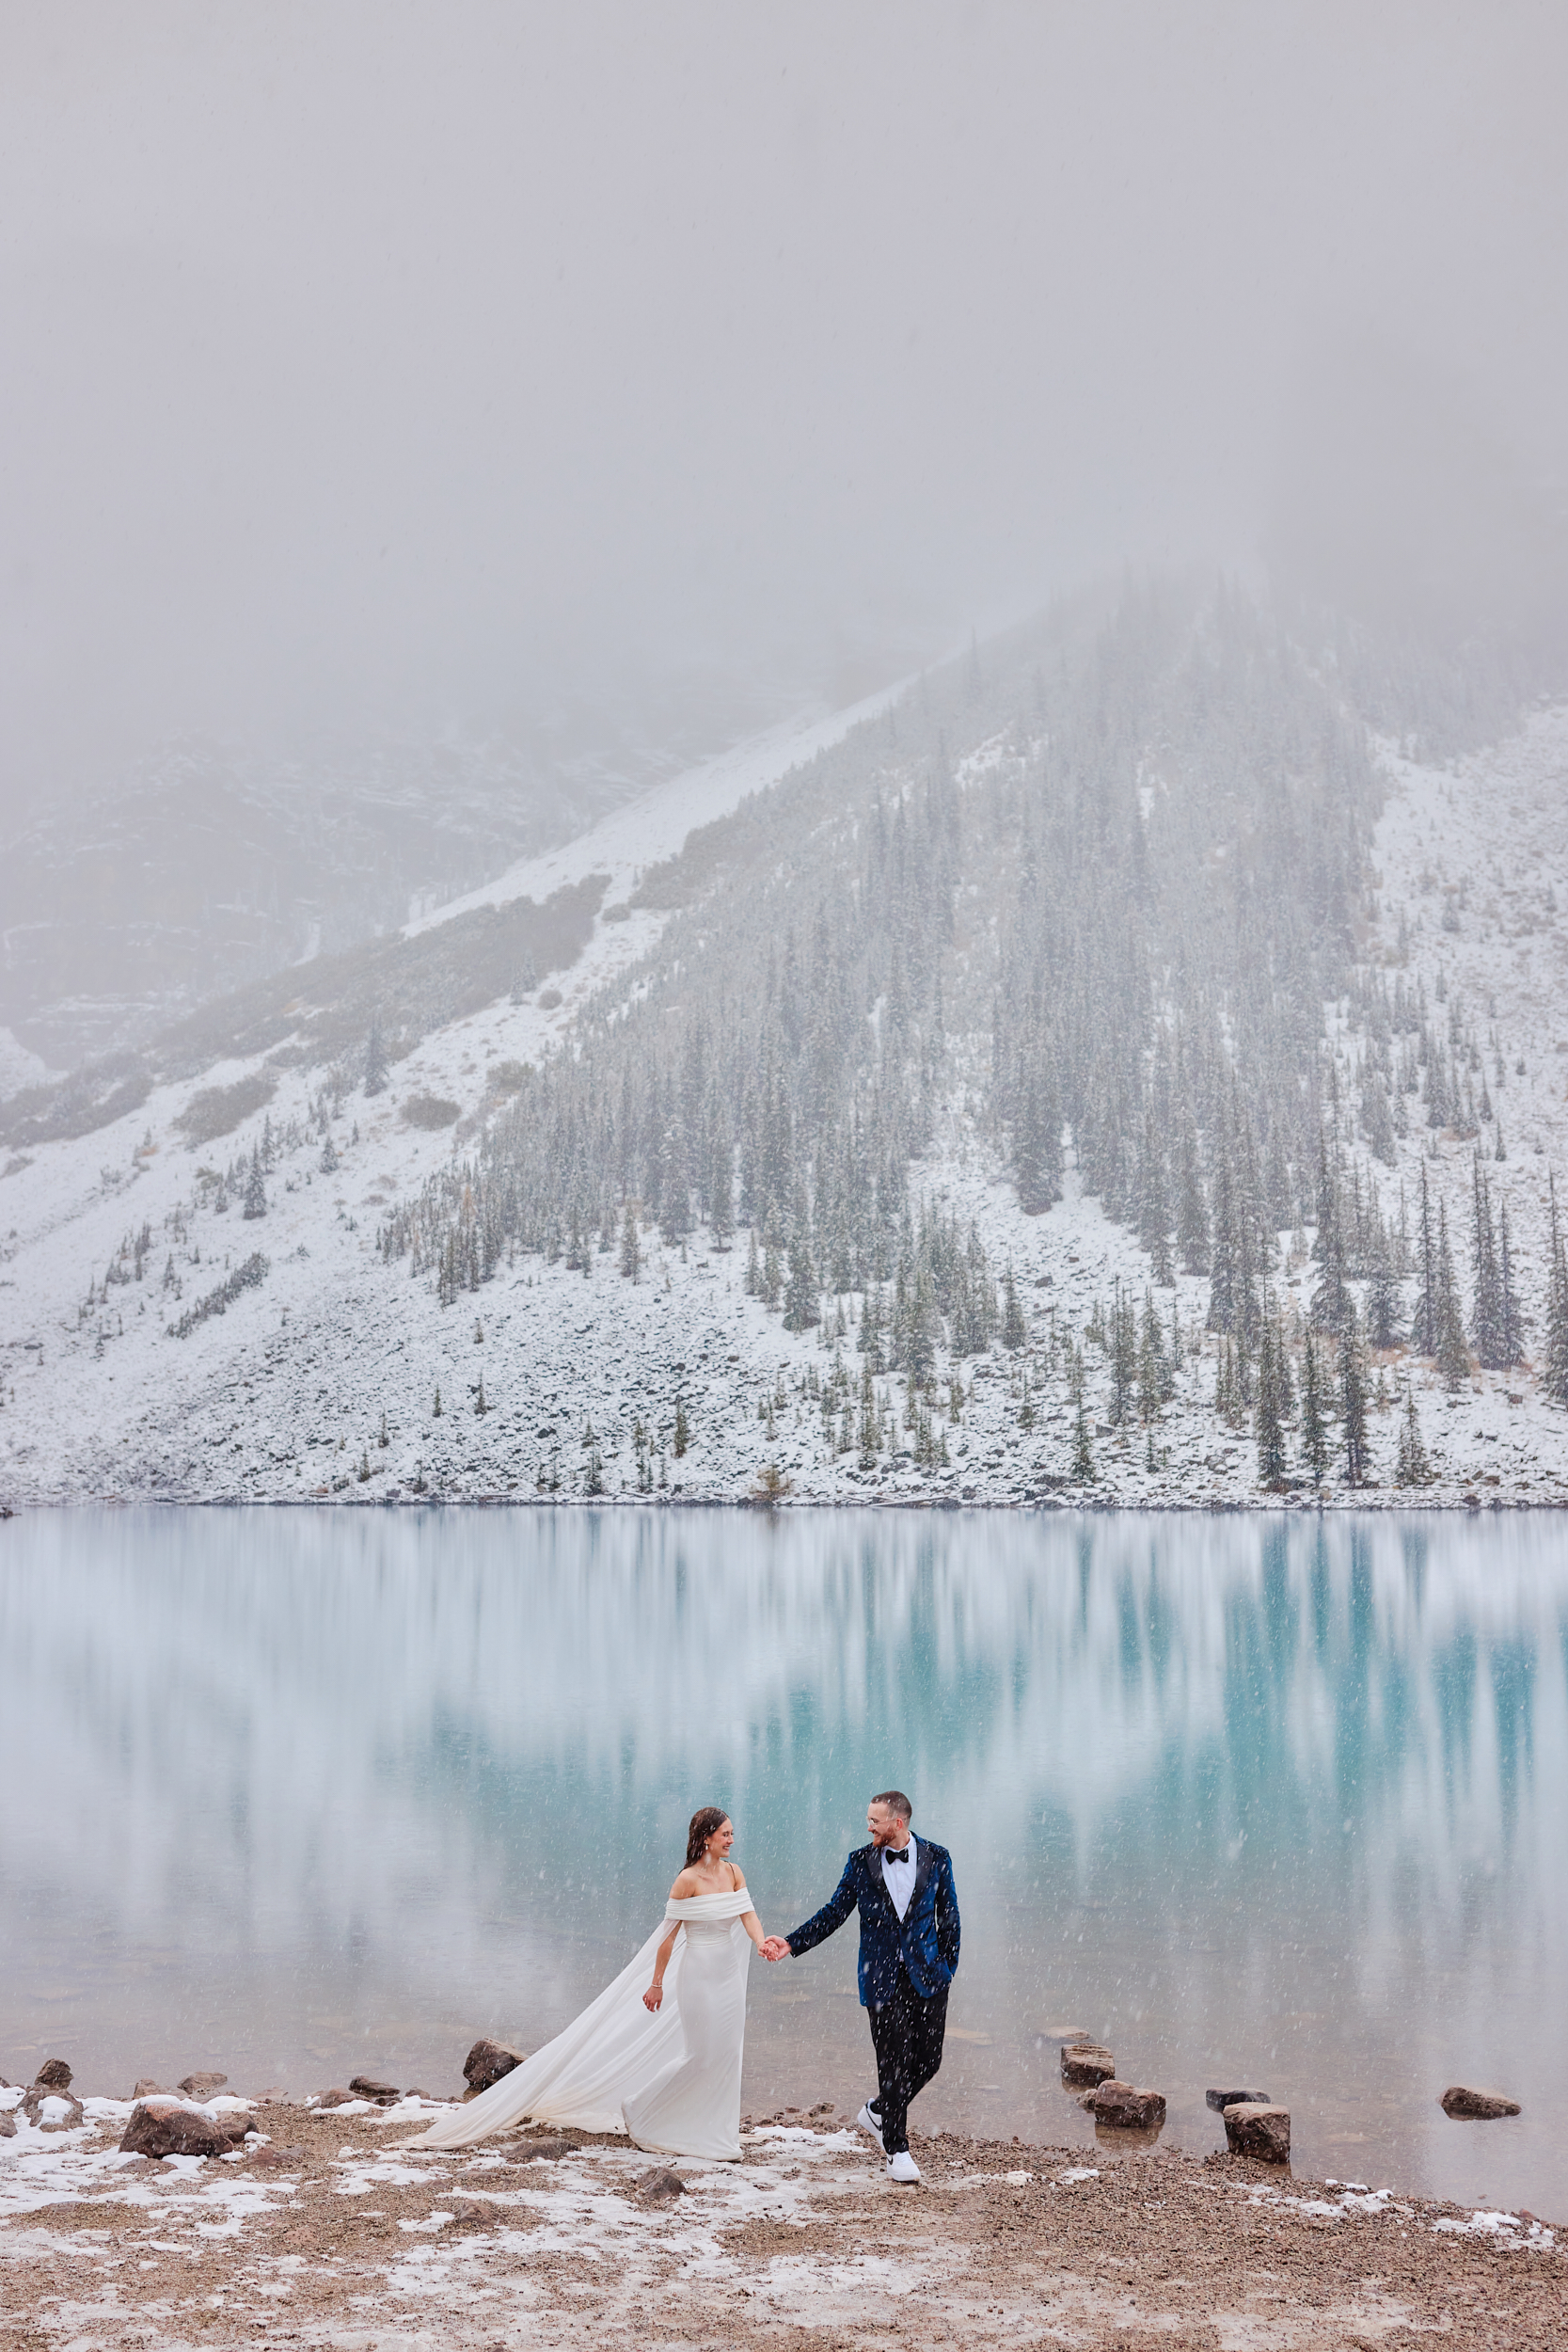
xmin=642 ymin=1982 xmax=663 ymax=2011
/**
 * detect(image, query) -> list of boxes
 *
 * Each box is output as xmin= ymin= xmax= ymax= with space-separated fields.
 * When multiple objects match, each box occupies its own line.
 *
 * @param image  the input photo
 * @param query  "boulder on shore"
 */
xmin=0 ymin=2109 xmax=14 ymax=2138
xmin=178 ymin=2072 xmax=229 ymax=2100
xmin=1080 ymin=2080 xmax=1166 ymax=2129
xmin=1060 ymin=2043 xmax=1117 ymax=2089
xmin=1223 ymin=2102 xmax=1291 ymax=2163
xmin=349 ymin=2075 xmax=402 ymax=2105
xmin=119 ymin=2101 xmax=251 ymax=2160
xmin=638 ymin=2166 xmax=687 ymax=2202
xmin=316 ymin=2088 xmax=359 ymax=2110
xmin=22 ymin=2086 xmax=84 ymax=2131
xmin=463 ymin=2038 xmax=525 ymax=2096
xmin=133 ymin=2079 xmax=171 ymax=2100
xmin=33 ymin=2059 xmax=72 ymax=2092
xmin=1440 ymin=2085 xmax=1521 ymax=2121
xmin=1206 ymin=2086 xmax=1270 ymax=2113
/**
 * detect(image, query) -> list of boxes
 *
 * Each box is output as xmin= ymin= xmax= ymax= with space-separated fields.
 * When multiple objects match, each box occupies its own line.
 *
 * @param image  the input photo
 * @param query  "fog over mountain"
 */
xmin=4 ymin=6 xmax=1564 ymax=826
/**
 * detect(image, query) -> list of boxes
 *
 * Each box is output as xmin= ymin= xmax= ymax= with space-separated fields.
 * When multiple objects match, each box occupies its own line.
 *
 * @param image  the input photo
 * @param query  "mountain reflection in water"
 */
xmin=1 ymin=1507 xmax=1563 ymax=2218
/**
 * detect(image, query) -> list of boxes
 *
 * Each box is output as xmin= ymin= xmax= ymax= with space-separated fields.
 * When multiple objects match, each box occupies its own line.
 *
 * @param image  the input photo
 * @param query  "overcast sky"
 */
xmin=2 ymin=2 xmax=1564 ymax=801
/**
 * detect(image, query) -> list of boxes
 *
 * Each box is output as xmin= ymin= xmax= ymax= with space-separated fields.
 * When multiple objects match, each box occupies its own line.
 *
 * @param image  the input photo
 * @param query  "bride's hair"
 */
xmin=686 ymin=1806 xmax=730 ymax=1867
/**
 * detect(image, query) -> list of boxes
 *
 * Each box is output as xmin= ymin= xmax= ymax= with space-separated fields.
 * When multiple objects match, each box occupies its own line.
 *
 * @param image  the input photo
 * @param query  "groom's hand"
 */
xmin=760 ymin=1936 xmax=791 ymax=1963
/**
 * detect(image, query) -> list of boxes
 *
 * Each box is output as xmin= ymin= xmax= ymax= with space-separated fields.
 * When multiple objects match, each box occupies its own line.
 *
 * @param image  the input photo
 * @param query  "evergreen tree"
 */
xmin=1001 ymin=1266 xmax=1027 ymax=1351
xmin=1069 ymin=1355 xmax=1094 ymax=1483
xmin=1176 ymin=1111 xmax=1210 ymax=1275
xmin=1011 ymin=1051 xmax=1062 ymax=1214
xmin=1469 ymin=1151 xmax=1507 ymax=1368
xmin=1309 ymin=1140 xmax=1350 ymax=1333
xmin=1497 ymin=1197 xmax=1523 ymax=1367
xmin=1434 ymin=1202 xmax=1471 ymax=1390
xmin=242 ymin=1149 xmax=267 ymax=1221
xmin=783 ymin=1227 xmax=819 ymax=1331
xmin=364 ymin=1015 xmax=389 ymax=1098
xmin=1411 ymin=1164 xmax=1437 ymax=1354
xmin=1545 ymin=1174 xmax=1568 ymax=1408
xmin=1338 ymin=1301 xmax=1370 ymax=1485
xmin=619 ymin=1200 xmax=641 ymax=1283
xmin=1206 ymin=1152 xmax=1238 ymax=1335
xmin=1394 ymin=1386 xmax=1432 ymax=1485
xmin=1109 ymin=1282 xmax=1137 ymax=1425
xmin=1255 ymin=1310 xmax=1289 ymax=1488
xmin=709 ymin=1131 xmax=735 ymax=1249
xmin=1300 ymin=1329 xmax=1329 ymax=1489
xmin=673 ymin=1397 xmax=690 ymax=1457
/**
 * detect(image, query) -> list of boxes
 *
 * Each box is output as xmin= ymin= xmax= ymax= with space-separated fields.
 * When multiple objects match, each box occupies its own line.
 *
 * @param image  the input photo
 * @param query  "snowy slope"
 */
xmin=2 ymin=696 xmax=1567 ymax=1510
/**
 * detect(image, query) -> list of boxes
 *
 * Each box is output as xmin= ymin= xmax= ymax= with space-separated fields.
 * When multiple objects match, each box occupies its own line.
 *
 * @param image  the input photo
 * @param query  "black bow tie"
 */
xmin=885 ymin=1847 xmax=911 ymax=1865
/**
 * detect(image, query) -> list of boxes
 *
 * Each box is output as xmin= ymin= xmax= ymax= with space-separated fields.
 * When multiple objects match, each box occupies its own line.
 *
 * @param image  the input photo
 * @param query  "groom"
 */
xmin=762 ymin=1789 xmax=959 ymax=2185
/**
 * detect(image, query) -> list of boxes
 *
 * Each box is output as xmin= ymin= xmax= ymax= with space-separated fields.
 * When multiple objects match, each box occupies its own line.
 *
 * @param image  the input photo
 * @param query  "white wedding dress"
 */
xmin=412 ymin=1888 xmax=756 ymax=2161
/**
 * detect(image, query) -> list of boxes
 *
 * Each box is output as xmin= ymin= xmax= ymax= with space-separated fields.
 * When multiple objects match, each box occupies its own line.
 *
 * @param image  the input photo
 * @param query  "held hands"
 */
xmin=642 ymin=1982 xmax=663 ymax=2011
xmin=759 ymin=1936 xmax=791 ymax=1963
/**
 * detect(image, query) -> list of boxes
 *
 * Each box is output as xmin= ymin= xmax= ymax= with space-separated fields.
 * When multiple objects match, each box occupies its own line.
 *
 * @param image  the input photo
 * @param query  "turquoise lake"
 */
xmin=1 ymin=1506 xmax=1563 ymax=2219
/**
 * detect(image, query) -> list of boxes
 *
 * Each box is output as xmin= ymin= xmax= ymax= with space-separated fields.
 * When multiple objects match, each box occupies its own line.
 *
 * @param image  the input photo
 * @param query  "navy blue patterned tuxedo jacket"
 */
xmin=784 ymin=1837 xmax=960 ymax=2007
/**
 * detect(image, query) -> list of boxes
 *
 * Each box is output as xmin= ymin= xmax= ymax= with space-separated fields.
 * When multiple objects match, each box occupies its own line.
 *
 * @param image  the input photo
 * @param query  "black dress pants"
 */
xmin=867 ymin=1971 xmax=948 ymax=2154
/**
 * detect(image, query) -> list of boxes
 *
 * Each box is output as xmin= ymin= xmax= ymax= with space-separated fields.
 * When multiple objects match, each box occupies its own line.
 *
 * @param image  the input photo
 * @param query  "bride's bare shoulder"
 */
xmin=669 ymin=1867 xmax=702 ymax=1898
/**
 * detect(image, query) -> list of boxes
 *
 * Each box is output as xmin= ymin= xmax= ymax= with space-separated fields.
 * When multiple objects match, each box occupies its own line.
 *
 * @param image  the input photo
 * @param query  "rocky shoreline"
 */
xmin=2 ymin=2072 xmax=1560 ymax=2350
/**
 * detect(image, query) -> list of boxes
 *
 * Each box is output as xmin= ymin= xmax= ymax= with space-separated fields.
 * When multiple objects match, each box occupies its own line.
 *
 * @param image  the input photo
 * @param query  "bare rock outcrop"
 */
xmin=33 ymin=2059 xmax=73 ymax=2091
xmin=1223 ymin=2101 xmax=1291 ymax=2163
xmin=1440 ymin=2085 xmax=1521 ymax=2120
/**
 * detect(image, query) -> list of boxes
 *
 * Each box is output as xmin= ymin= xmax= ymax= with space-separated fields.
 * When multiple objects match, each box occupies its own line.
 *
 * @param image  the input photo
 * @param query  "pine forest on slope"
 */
xmin=3 ymin=575 xmax=1567 ymax=1505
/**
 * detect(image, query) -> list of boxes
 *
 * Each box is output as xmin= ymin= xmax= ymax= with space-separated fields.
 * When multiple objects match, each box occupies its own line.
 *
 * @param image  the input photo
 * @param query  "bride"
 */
xmin=410 ymin=1806 xmax=768 ymax=2162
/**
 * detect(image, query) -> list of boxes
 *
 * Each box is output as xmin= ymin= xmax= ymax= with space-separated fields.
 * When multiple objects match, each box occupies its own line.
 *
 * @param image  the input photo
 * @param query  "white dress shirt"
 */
xmin=881 ymin=1831 xmax=918 ymax=1922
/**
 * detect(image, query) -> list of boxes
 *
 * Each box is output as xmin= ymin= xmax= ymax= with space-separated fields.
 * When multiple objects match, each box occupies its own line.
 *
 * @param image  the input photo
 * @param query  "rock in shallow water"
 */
xmin=1223 ymin=2102 xmax=1291 ymax=2163
xmin=1060 ymin=2043 xmax=1117 ymax=2089
xmin=1081 ymin=2081 xmax=1166 ymax=2129
xmin=1440 ymin=2085 xmax=1521 ymax=2120
xmin=1206 ymin=2086 xmax=1270 ymax=2113
xmin=119 ymin=2100 xmax=250 ymax=2159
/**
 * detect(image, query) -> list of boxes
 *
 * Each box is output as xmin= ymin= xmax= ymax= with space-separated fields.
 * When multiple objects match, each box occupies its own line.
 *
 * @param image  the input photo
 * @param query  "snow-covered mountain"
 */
xmin=0 ymin=671 xmax=820 ymax=1072
xmin=2 ymin=583 xmax=1566 ymax=1509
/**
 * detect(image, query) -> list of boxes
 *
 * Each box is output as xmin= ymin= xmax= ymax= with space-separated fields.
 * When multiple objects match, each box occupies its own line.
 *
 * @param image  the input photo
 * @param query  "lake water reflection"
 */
xmin=2 ymin=1506 xmax=1564 ymax=2218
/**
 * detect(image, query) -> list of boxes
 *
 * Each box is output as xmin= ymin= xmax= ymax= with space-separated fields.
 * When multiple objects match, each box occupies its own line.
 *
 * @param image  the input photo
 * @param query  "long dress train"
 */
xmin=410 ymin=1888 xmax=755 ymax=2161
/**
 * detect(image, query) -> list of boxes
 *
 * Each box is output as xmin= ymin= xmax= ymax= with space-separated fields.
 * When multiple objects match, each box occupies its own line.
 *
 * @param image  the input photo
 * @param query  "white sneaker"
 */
xmin=856 ymin=2102 xmax=885 ymax=2153
xmin=886 ymin=2150 xmax=921 ymax=2185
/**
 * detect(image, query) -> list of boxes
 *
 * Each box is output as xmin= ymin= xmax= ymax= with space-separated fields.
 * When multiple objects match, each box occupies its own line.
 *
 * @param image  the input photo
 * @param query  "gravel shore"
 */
xmin=2 ymin=2096 xmax=1561 ymax=2349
